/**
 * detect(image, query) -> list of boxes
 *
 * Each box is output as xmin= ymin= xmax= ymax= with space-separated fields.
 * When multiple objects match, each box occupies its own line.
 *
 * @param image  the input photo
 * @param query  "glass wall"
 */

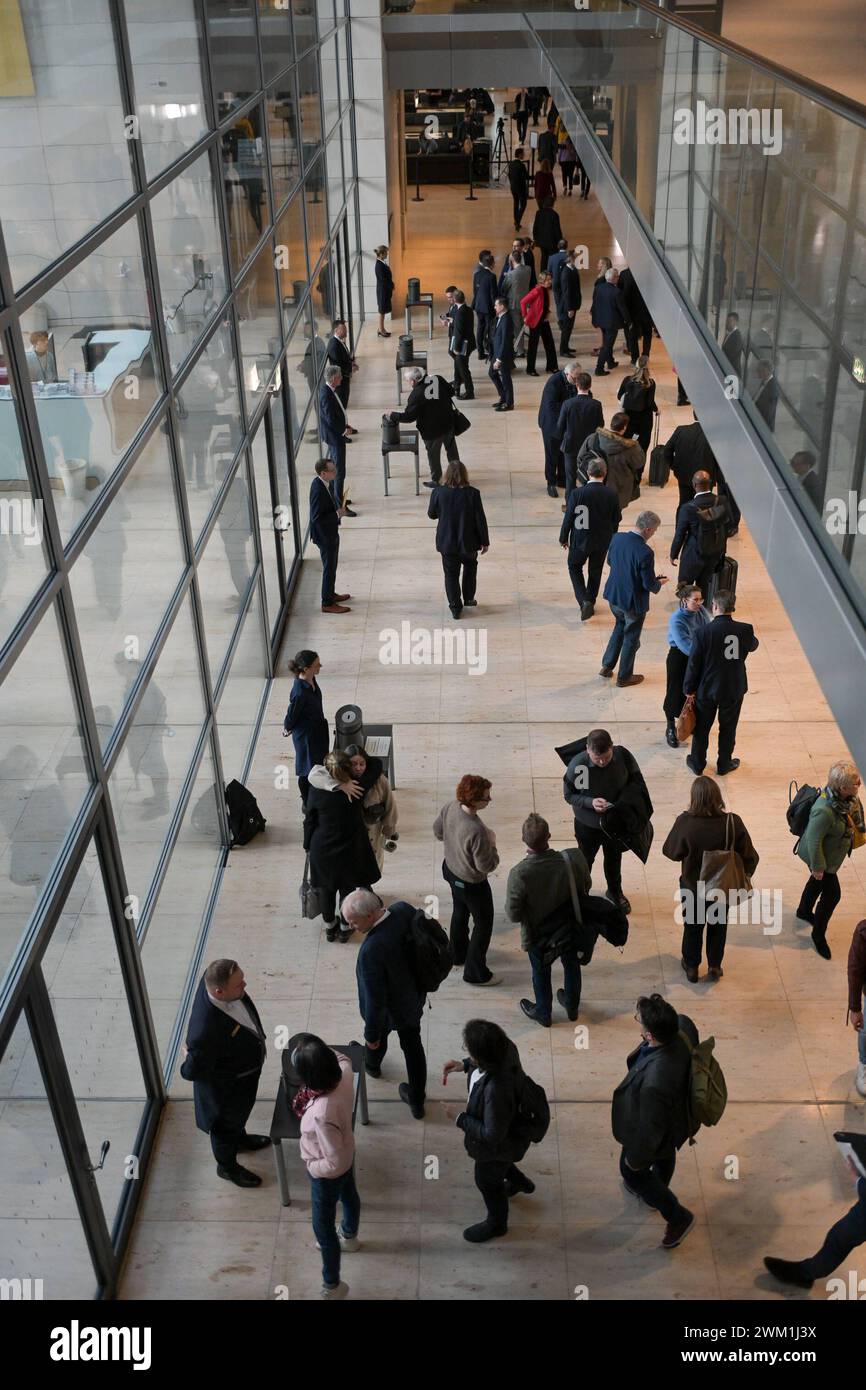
xmin=0 ymin=0 xmax=359 ymax=1296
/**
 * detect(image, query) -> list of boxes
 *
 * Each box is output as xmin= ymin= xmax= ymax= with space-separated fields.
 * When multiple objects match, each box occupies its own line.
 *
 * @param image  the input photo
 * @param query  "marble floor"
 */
xmin=119 ymin=172 xmax=865 ymax=1302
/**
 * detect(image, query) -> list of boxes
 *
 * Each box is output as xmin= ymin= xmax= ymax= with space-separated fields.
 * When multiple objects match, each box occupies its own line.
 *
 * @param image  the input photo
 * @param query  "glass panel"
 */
xmin=316 ymin=0 xmax=335 ymax=39
xmin=326 ymin=131 xmax=343 ymax=231
xmin=311 ymin=259 xmax=336 ymax=342
xmin=298 ymin=52 xmax=323 ymax=164
xmin=39 ymin=843 xmax=149 ymax=1226
xmin=275 ymin=193 xmax=308 ymax=339
xmin=109 ymin=593 xmax=206 ymax=911
xmin=291 ymin=0 xmax=317 ymax=58
xmin=0 ymin=602 xmax=90 ymax=994
xmin=28 ymin=219 xmax=161 ymax=546
xmin=237 ymin=241 xmax=281 ymax=413
xmin=341 ymin=113 xmax=353 ymax=194
xmin=285 ymin=302 xmax=316 ymax=446
xmin=782 ymin=189 xmax=847 ymax=322
xmin=271 ymin=386 xmax=298 ymax=583
xmin=841 ymin=231 xmax=866 ymax=360
xmin=175 ymin=319 xmax=244 ymax=541
xmin=251 ymin=416 xmax=284 ymax=634
xmin=825 ymin=366 xmax=864 ymax=522
xmin=140 ymin=739 xmax=223 ymax=1064
xmin=205 ymin=0 xmax=259 ymax=118
xmin=294 ymin=423 xmax=319 ymax=544
xmin=0 ymin=340 xmax=51 ymax=654
xmin=304 ymin=156 xmax=327 ymax=273
xmin=222 ymin=104 xmax=269 ymax=276
xmin=197 ymin=467 xmax=255 ymax=681
xmin=214 ymin=590 xmax=268 ymax=781
xmin=0 ymin=1012 xmax=99 ymax=1297
xmin=267 ymin=73 xmax=302 ymax=213
xmin=0 ymin=0 xmax=135 ymax=292
xmin=152 ymin=151 xmax=228 ymax=376
xmin=125 ymin=0 xmax=209 ymax=179
xmin=258 ymin=0 xmax=294 ymax=83
xmin=777 ymin=292 xmax=830 ymax=446
xmin=337 ymin=26 xmax=350 ymax=113
xmin=320 ymin=35 xmax=339 ymax=138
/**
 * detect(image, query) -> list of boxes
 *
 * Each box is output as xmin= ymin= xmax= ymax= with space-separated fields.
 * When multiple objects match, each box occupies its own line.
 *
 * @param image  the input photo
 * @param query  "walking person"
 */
xmin=617 ymin=356 xmax=658 ymax=453
xmin=563 ymin=728 xmax=650 ymax=914
xmin=442 ymin=1020 xmax=537 ymax=1241
xmin=374 ymin=245 xmax=393 ymax=338
xmin=389 ymin=368 xmax=459 ymax=486
xmin=508 ymin=147 xmax=530 ymax=228
xmin=558 ymin=371 xmax=604 ymax=498
xmin=593 ymin=268 xmax=629 ymax=376
xmin=764 ymin=1153 xmax=866 ymax=1290
xmin=669 ymin=471 xmax=731 ymax=602
xmin=612 ymin=993 xmax=698 ymax=1249
xmin=309 ymin=744 xmax=398 ymax=872
xmin=590 ymin=257 xmax=612 ymax=353
xmin=291 ymin=1035 xmax=361 ymax=1300
xmin=342 ymin=889 xmax=430 ymax=1118
xmin=531 ymin=197 xmax=563 ymax=273
xmin=521 ymin=269 xmax=558 ymax=376
xmin=558 ymin=136 xmax=578 ymax=194
xmin=489 ymin=297 xmax=516 ymax=411
xmin=471 ymin=250 xmax=498 ymax=362
xmin=558 ymin=248 xmax=583 ymax=358
xmin=600 ymin=510 xmax=668 ymax=687
xmin=618 ymin=268 xmax=654 ymax=363
xmin=683 ymin=590 xmax=758 ymax=777
xmin=795 ymin=762 xmax=864 ymax=959
xmin=663 ymin=412 xmax=719 ymax=512
xmin=576 ymin=412 xmax=645 ymax=514
xmin=662 ymin=776 xmax=759 ymax=982
xmin=180 ymin=959 xmax=270 ymax=1189
xmin=513 ymin=91 xmax=529 ymax=144
xmin=547 ymin=239 xmax=569 ymax=327
xmin=575 ymin=153 xmax=590 ymax=199
xmin=447 ymin=288 xmax=476 ymax=400
xmin=533 ymin=159 xmax=556 ymax=209
xmin=538 ymin=361 xmax=578 ymax=496
xmin=503 ymin=251 xmax=531 ymax=354
xmin=283 ymin=649 xmax=329 ymax=808
xmin=427 ymin=460 xmax=489 ymax=619
xmin=309 ymin=459 xmax=350 ymax=615
xmin=559 ymin=457 xmax=621 ymax=620
xmin=434 ymin=775 xmax=501 ymax=986
xmin=505 ymin=813 xmax=591 ymax=1025
xmin=849 ymin=919 xmax=866 ymax=1096
xmin=663 ymin=584 xmax=711 ymax=748
xmin=304 ymin=751 xmax=380 ymax=942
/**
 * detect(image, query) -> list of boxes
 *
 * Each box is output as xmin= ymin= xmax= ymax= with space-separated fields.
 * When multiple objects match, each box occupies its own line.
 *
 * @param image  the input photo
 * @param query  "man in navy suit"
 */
xmin=558 ymin=248 xmax=583 ymax=357
xmin=538 ymin=361 xmax=579 ymax=497
xmin=669 ymin=470 xmax=731 ymax=601
xmin=488 ymin=297 xmax=515 ymax=410
xmin=319 ymin=364 xmax=355 ymax=513
xmin=560 ymin=458 xmax=622 ymax=619
xmin=180 ymin=959 xmax=269 ymax=1188
xmin=753 ymin=360 xmax=779 ymax=431
xmin=326 ymin=319 xmax=358 ymax=414
xmin=310 ymin=458 xmax=350 ymax=614
xmin=557 ymin=371 xmax=604 ymax=497
xmin=471 ymin=251 xmax=498 ymax=362
xmin=593 ymin=268 xmax=629 ymax=376
xmin=601 ymin=510 xmax=669 ymax=686
xmin=683 ymin=590 xmax=759 ymax=775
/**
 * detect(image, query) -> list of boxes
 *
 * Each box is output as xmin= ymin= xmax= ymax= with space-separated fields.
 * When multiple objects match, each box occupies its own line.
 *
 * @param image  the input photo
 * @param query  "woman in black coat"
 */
xmin=303 ymin=751 xmax=381 ymax=941
xmin=616 ymin=355 xmax=658 ymax=453
xmin=282 ymin=649 xmax=328 ymax=809
xmin=374 ymin=245 xmax=394 ymax=338
xmin=427 ymin=460 xmax=490 ymax=619
xmin=443 ymin=1019 xmax=533 ymax=1243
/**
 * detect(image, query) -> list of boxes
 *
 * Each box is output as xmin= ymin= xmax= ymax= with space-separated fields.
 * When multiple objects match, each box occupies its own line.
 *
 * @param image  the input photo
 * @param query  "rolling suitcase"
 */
xmin=648 ymin=416 xmax=669 ymax=486
xmin=708 ymin=555 xmax=738 ymax=606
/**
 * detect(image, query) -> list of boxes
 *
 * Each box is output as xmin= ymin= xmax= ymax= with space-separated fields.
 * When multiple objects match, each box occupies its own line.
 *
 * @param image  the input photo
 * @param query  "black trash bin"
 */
xmin=407 ymin=277 xmax=421 ymax=305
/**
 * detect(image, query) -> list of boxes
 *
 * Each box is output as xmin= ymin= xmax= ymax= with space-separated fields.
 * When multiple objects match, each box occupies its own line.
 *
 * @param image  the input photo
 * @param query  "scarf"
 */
xmin=292 ymin=1085 xmax=326 ymax=1118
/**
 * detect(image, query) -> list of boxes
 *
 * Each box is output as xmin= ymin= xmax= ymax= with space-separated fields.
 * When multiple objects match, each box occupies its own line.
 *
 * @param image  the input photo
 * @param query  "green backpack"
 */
xmin=679 ymin=1030 xmax=727 ymax=1141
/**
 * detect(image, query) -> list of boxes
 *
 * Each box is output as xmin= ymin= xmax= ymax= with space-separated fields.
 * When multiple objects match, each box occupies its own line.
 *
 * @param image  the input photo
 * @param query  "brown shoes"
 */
xmin=334 ymin=592 xmax=351 ymax=601
xmin=706 ymin=966 xmax=724 ymax=982
xmin=322 ymin=603 xmax=351 ymax=614
xmin=599 ymin=666 xmax=614 ymax=678
xmin=617 ymin=674 xmax=644 ymax=687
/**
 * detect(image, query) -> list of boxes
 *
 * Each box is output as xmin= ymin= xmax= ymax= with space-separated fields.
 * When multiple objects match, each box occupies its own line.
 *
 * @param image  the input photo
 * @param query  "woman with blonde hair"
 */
xmin=309 ymin=744 xmax=398 ymax=870
xmin=617 ymin=354 xmax=658 ymax=452
xmin=796 ymin=761 xmax=864 ymax=958
xmin=303 ymin=750 xmax=381 ymax=941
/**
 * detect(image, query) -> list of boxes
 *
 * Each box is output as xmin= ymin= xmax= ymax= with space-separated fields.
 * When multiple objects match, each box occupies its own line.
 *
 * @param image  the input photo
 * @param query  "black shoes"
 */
xmin=398 ymin=1082 xmax=425 ymax=1119
xmin=606 ymin=889 xmax=631 ymax=914
xmin=546 ymin=484 xmax=558 ymax=497
xmin=217 ymin=1164 xmax=262 ymax=1188
xmin=365 ymin=1061 xmax=382 ymax=1079
xmin=520 ymin=998 xmax=551 ymax=1027
xmin=685 ymin=756 xmax=703 ymax=776
xmin=763 ymin=1257 xmax=814 ymax=1289
xmin=423 ymin=479 xmax=439 ymax=488
xmin=237 ymin=1134 xmax=271 ymax=1152
xmin=811 ymin=930 xmax=832 ymax=960
xmin=463 ymin=1221 xmax=507 ymax=1243
xmin=556 ymin=988 xmax=579 ymax=1021
xmin=681 ymin=958 xmax=699 ymax=983
xmin=450 ymin=607 xmax=462 ymax=620
xmin=504 ymin=1170 xmax=536 ymax=1197
xmin=594 ymin=369 xmax=609 ymax=377
xmin=662 ymin=1210 xmax=695 ymax=1249
xmin=665 ymin=723 xmax=679 ymax=747
xmin=343 ymin=506 xmax=358 ymax=518
xmin=716 ymin=759 xmax=740 ymax=775
xmin=463 ymin=598 xmax=478 ymax=607
xmin=580 ymin=602 xmax=594 ymax=621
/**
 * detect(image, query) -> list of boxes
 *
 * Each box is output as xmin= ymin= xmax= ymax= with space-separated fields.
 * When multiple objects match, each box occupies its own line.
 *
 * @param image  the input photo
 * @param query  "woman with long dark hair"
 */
xmin=304 ymin=751 xmax=380 ymax=942
xmin=283 ymin=649 xmax=328 ymax=809
xmin=308 ymin=743 xmax=398 ymax=870
xmin=427 ymin=460 xmax=490 ymax=620
xmin=663 ymin=584 xmax=710 ymax=748
xmin=533 ymin=159 xmax=556 ymax=209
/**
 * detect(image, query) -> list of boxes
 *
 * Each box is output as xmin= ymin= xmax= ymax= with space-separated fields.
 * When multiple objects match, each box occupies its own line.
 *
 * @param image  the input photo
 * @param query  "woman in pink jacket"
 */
xmin=292 ymin=1035 xmax=360 ymax=1299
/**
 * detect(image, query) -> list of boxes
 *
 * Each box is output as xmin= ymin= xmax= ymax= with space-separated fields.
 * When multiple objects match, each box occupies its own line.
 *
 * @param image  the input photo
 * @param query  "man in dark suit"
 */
xmin=390 ymin=367 xmax=459 ymax=486
xmin=612 ymin=992 xmax=699 ymax=1248
xmin=310 ymin=457 xmax=350 ymax=614
xmin=663 ymin=413 xmax=719 ymax=510
xmin=319 ymin=364 xmax=355 ymax=513
xmin=427 ymin=462 xmax=490 ymax=618
xmin=326 ymin=319 xmax=357 ymax=415
xmin=532 ymin=197 xmax=563 ymax=272
xmin=558 ymin=249 xmax=582 ymax=357
xmin=445 ymin=287 xmax=476 ymax=400
xmin=180 ymin=958 xmax=270 ymax=1188
xmin=669 ymin=470 xmax=731 ymax=601
xmin=557 ymin=371 xmax=604 ymax=498
xmin=791 ymin=449 xmax=823 ymax=513
xmin=753 ymin=360 xmax=779 ymax=430
xmin=720 ymin=311 xmax=743 ymax=380
xmin=560 ymin=457 xmax=621 ymax=619
xmin=618 ymin=267 xmax=653 ymax=363
xmin=471 ymin=251 xmax=498 ymax=361
xmin=538 ymin=362 xmax=579 ymax=497
xmin=593 ymin=268 xmax=630 ymax=376
xmin=601 ymin=511 xmax=668 ymax=686
xmin=489 ymin=297 xmax=515 ymax=410
xmin=683 ymin=590 xmax=759 ymax=776
xmin=498 ymin=237 xmax=525 ymax=294
xmin=343 ymin=889 xmax=430 ymax=1119
xmin=547 ymin=238 xmax=568 ymax=324
xmin=508 ymin=149 xmax=529 ymax=228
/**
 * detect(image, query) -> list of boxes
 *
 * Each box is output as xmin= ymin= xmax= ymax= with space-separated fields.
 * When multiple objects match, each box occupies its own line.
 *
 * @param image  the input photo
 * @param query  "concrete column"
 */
xmin=347 ymin=0 xmax=390 ymax=317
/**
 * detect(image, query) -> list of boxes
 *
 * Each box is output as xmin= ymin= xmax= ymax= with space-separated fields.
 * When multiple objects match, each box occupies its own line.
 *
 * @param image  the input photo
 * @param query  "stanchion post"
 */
xmin=465 ymin=151 xmax=477 ymax=202
xmin=412 ymin=152 xmax=424 ymax=202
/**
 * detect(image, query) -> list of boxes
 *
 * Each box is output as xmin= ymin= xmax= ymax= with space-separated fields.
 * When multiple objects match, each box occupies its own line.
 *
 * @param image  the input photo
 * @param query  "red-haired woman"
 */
xmin=434 ymin=775 xmax=500 ymax=985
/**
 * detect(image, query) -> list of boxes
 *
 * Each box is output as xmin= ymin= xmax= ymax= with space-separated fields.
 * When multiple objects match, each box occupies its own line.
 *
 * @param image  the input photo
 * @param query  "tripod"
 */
xmin=492 ymin=115 xmax=511 ymax=183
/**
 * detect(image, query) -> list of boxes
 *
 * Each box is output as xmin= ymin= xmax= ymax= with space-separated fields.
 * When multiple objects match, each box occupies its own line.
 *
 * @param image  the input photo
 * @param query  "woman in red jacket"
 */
xmin=848 ymin=919 xmax=866 ymax=1096
xmin=520 ymin=270 xmax=558 ymax=376
xmin=533 ymin=159 xmax=556 ymax=209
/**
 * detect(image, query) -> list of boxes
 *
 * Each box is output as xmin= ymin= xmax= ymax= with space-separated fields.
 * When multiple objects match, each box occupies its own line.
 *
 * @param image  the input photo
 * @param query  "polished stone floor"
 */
xmin=120 ymin=171 xmax=865 ymax=1302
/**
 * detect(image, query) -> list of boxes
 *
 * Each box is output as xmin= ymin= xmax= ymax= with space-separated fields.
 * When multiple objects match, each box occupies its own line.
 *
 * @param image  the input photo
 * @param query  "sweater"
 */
xmin=433 ymin=800 xmax=499 ymax=883
xmin=661 ymin=811 xmax=759 ymax=893
xmin=797 ymin=790 xmax=862 ymax=874
xmin=667 ymin=605 xmax=712 ymax=656
xmin=505 ymin=847 xmax=591 ymax=950
xmin=298 ymin=1054 xmax=355 ymax=1179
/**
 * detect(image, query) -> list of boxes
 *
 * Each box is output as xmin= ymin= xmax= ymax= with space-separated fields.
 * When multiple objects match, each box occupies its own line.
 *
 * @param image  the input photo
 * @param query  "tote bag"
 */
xmin=299 ymin=854 xmax=327 ymax=920
xmin=699 ymin=814 xmax=752 ymax=897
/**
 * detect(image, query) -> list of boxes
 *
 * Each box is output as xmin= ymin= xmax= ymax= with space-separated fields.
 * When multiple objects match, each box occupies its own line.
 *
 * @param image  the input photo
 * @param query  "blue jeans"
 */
xmin=858 ymin=1020 xmax=866 ymax=1065
xmin=602 ymin=605 xmax=646 ymax=680
xmin=528 ymin=944 xmax=582 ymax=1023
xmin=309 ymin=1164 xmax=361 ymax=1288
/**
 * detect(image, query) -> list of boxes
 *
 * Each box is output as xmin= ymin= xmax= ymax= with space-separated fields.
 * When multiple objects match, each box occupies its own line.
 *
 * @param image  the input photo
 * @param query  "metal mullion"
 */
xmin=260 ymin=402 xmax=290 ymax=632
xmin=159 ymin=829 xmax=228 ymax=1085
xmin=244 ymin=417 xmax=280 ymax=651
xmin=25 ymin=970 xmax=115 ymax=1296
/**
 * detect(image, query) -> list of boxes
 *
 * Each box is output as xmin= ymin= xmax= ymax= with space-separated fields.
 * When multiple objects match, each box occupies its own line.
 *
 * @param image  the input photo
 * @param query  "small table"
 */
xmin=363 ymin=724 xmax=396 ymax=789
xmin=382 ymin=429 xmax=420 ymax=499
xmin=270 ymin=1038 xmax=369 ymax=1207
xmin=395 ymin=350 xmax=428 ymax=402
xmin=405 ymin=294 xmax=434 ymax=339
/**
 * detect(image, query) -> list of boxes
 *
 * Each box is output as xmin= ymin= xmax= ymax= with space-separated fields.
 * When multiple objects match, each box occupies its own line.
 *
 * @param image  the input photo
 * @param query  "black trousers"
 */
xmin=474 ymin=1159 xmax=523 ymax=1231
xmin=800 ymin=1184 xmax=866 ymax=1279
xmin=797 ymin=871 xmax=842 ymax=939
xmin=560 ymin=160 xmax=576 ymax=192
xmin=316 ymin=535 xmax=339 ymax=607
xmin=568 ymin=549 xmax=605 ymax=604
xmin=664 ymin=646 xmax=688 ymax=722
xmin=336 ymin=377 xmax=350 ymax=410
xmin=680 ymin=884 xmax=727 ymax=969
xmin=527 ymin=321 xmax=558 ymax=373
xmin=298 ymin=775 xmax=310 ymax=807
xmin=574 ymin=822 xmax=623 ymax=894
xmin=515 ymin=111 xmax=529 ymax=141
xmin=575 ymin=159 xmax=590 ymax=197
xmin=443 ymin=861 xmax=494 ymax=983
xmin=690 ymin=695 xmax=744 ymax=772
xmin=489 ymin=362 xmax=514 ymax=407
xmin=328 ymin=440 xmax=346 ymax=506
xmin=475 ymin=312 xmax=494 ymax=360
xmin=424 ymin=429 xmax=459 ymax=482
xmin=209 ymin=1072 xmax=261 ymax=1168
xmin=366 ymin=1024 xmax=427 ymax=1106
xmin=319 ymin=874 xmax=368 ymax=926
xmin=543 ymin=432 xmax=565 ymax=487
xmin=626 ymin=323 xmax=653 ymax=363
xmin=676 ymin=378 xmax=690 ymax=406
xmin=596 ymin=328 xmax=619 ymax=372
xmin=451 ymin=352 xmax=474 ymax=396
xmin=512 ymin=190 xmax=528 ymax=226
xmin=677 ymin=558 xmax=717 ymax=604
xmin=625 ymin=410 xmax=653 ymax=452
xmin=441 ymin=552 xmax=478 ymax=611
xmin=559 ymin=313 xmax=575 ymax=355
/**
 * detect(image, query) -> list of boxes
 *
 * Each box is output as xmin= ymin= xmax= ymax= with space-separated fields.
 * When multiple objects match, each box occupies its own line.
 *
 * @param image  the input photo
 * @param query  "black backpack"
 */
xmin=620 ymin=378 xmax=648 ymax=413
xmin=514 ymin=1073 xmax=551 ymax=1144
xmin=695 ymin=502 xmax=728 ymax=560
xmin=787 ymin=780 xmax=821 ymax=849
xmin=579 ymin=893 xmax=629 ymax=948
xmin=225 ymin=779 xmax=267 ymax=847
xmin=405 ymin=910 xmax=453 ymax=993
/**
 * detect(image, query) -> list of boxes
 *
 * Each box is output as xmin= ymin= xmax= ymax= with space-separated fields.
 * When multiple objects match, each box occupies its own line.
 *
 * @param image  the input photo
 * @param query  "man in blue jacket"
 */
xmin=601 ymin=510 xmax=668 ymax=686
xmin=319 ymin=363 xmax=355 ymax=514
xmin=471 ymin=251 xmax=498 ymax=362
xmin=309 ymin=458 xmax=350 ymax=614
xmin=538 ymin=361 xmax=579 ymax=497
xmin=343 ymin=889 xmax=429 ymax=1119
xmin=489 ymin=297 xmax=516 ymax=410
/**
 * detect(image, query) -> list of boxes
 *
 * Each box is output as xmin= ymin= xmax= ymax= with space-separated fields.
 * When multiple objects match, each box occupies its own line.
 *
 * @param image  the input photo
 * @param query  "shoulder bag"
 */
xmin=299 ymin=853 xmax=327 ymax=920
xmin=535 ymin=852 xmax=586 ymax=967
xmin=699 ymin=813 xmax=752 ymax=897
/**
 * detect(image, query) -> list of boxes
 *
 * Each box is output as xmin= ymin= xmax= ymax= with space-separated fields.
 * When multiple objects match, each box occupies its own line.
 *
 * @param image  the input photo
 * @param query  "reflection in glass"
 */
xmin=237 ymin=242 xmax=281 ymax=414
xmin=841 ymin=231 xmax=866 ymax=360
xmin=271 ymin=386 xmax=298 ymax=583
xmin=197 ymin=469 xmax=255 ymax=682
xmin=0 ymin=603 xmax=89 ymax=993
xmin=311 ymin=259 xmax=335 ymax=342
xmin=125 ymin=0 xmax=209 ymax=179
xmin=275 ymin=194 xmax=308 ymax=339
xmin=316 ymin=0 xmax=335 ymax=40
xmin=109 ymin=594 xmax=206 ymax=911
xmin=175 ymin=320 xmax=244 ymax=540
xmin=304 ymin=157 xmax=328 ymax=274
xmin=221 ymin=104 xmax=269 ymax=275
xmin=258 ymin=0 xmax=294 ymax=83
xmin=268 ymin=74 xmax=302 ymax=212
xmin=326 ymin=132 xmax=344 ymax=232
xmin=337 ymin=27 xmax=350 ymax=113
xmin=215 ymin=590 xmax=268 ymax=781
xmin=152 ymin=152 xmax=228 ymax=375
xmin=294 ymin=426 xmax=320 ymax=544
xmin=298 ymin=52 xmax=323 ymax=162
xmin=205 ymin=0 xmax=259 ymax=116
xmin=250 ymin=416 xmax=284 ymax=632
xmin=284 ymin=304 xmax=320 ymax=446
xmin=68 ymin=430 xmax=186 ymax=748
xmin=320 ymin=36 xmax=339 ymax=137
xmin=0 ymin=341 xmax=50 ymax=655
xmin=783 ymin=188 xmax=846 ymax=322
xmin=291 ymin=0 xmax=317 ymax=58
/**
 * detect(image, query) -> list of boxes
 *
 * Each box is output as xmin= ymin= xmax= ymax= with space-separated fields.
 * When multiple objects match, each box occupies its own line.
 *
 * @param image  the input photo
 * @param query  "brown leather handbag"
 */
xmin=675 ymin=694 xmax=696 ymax=743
